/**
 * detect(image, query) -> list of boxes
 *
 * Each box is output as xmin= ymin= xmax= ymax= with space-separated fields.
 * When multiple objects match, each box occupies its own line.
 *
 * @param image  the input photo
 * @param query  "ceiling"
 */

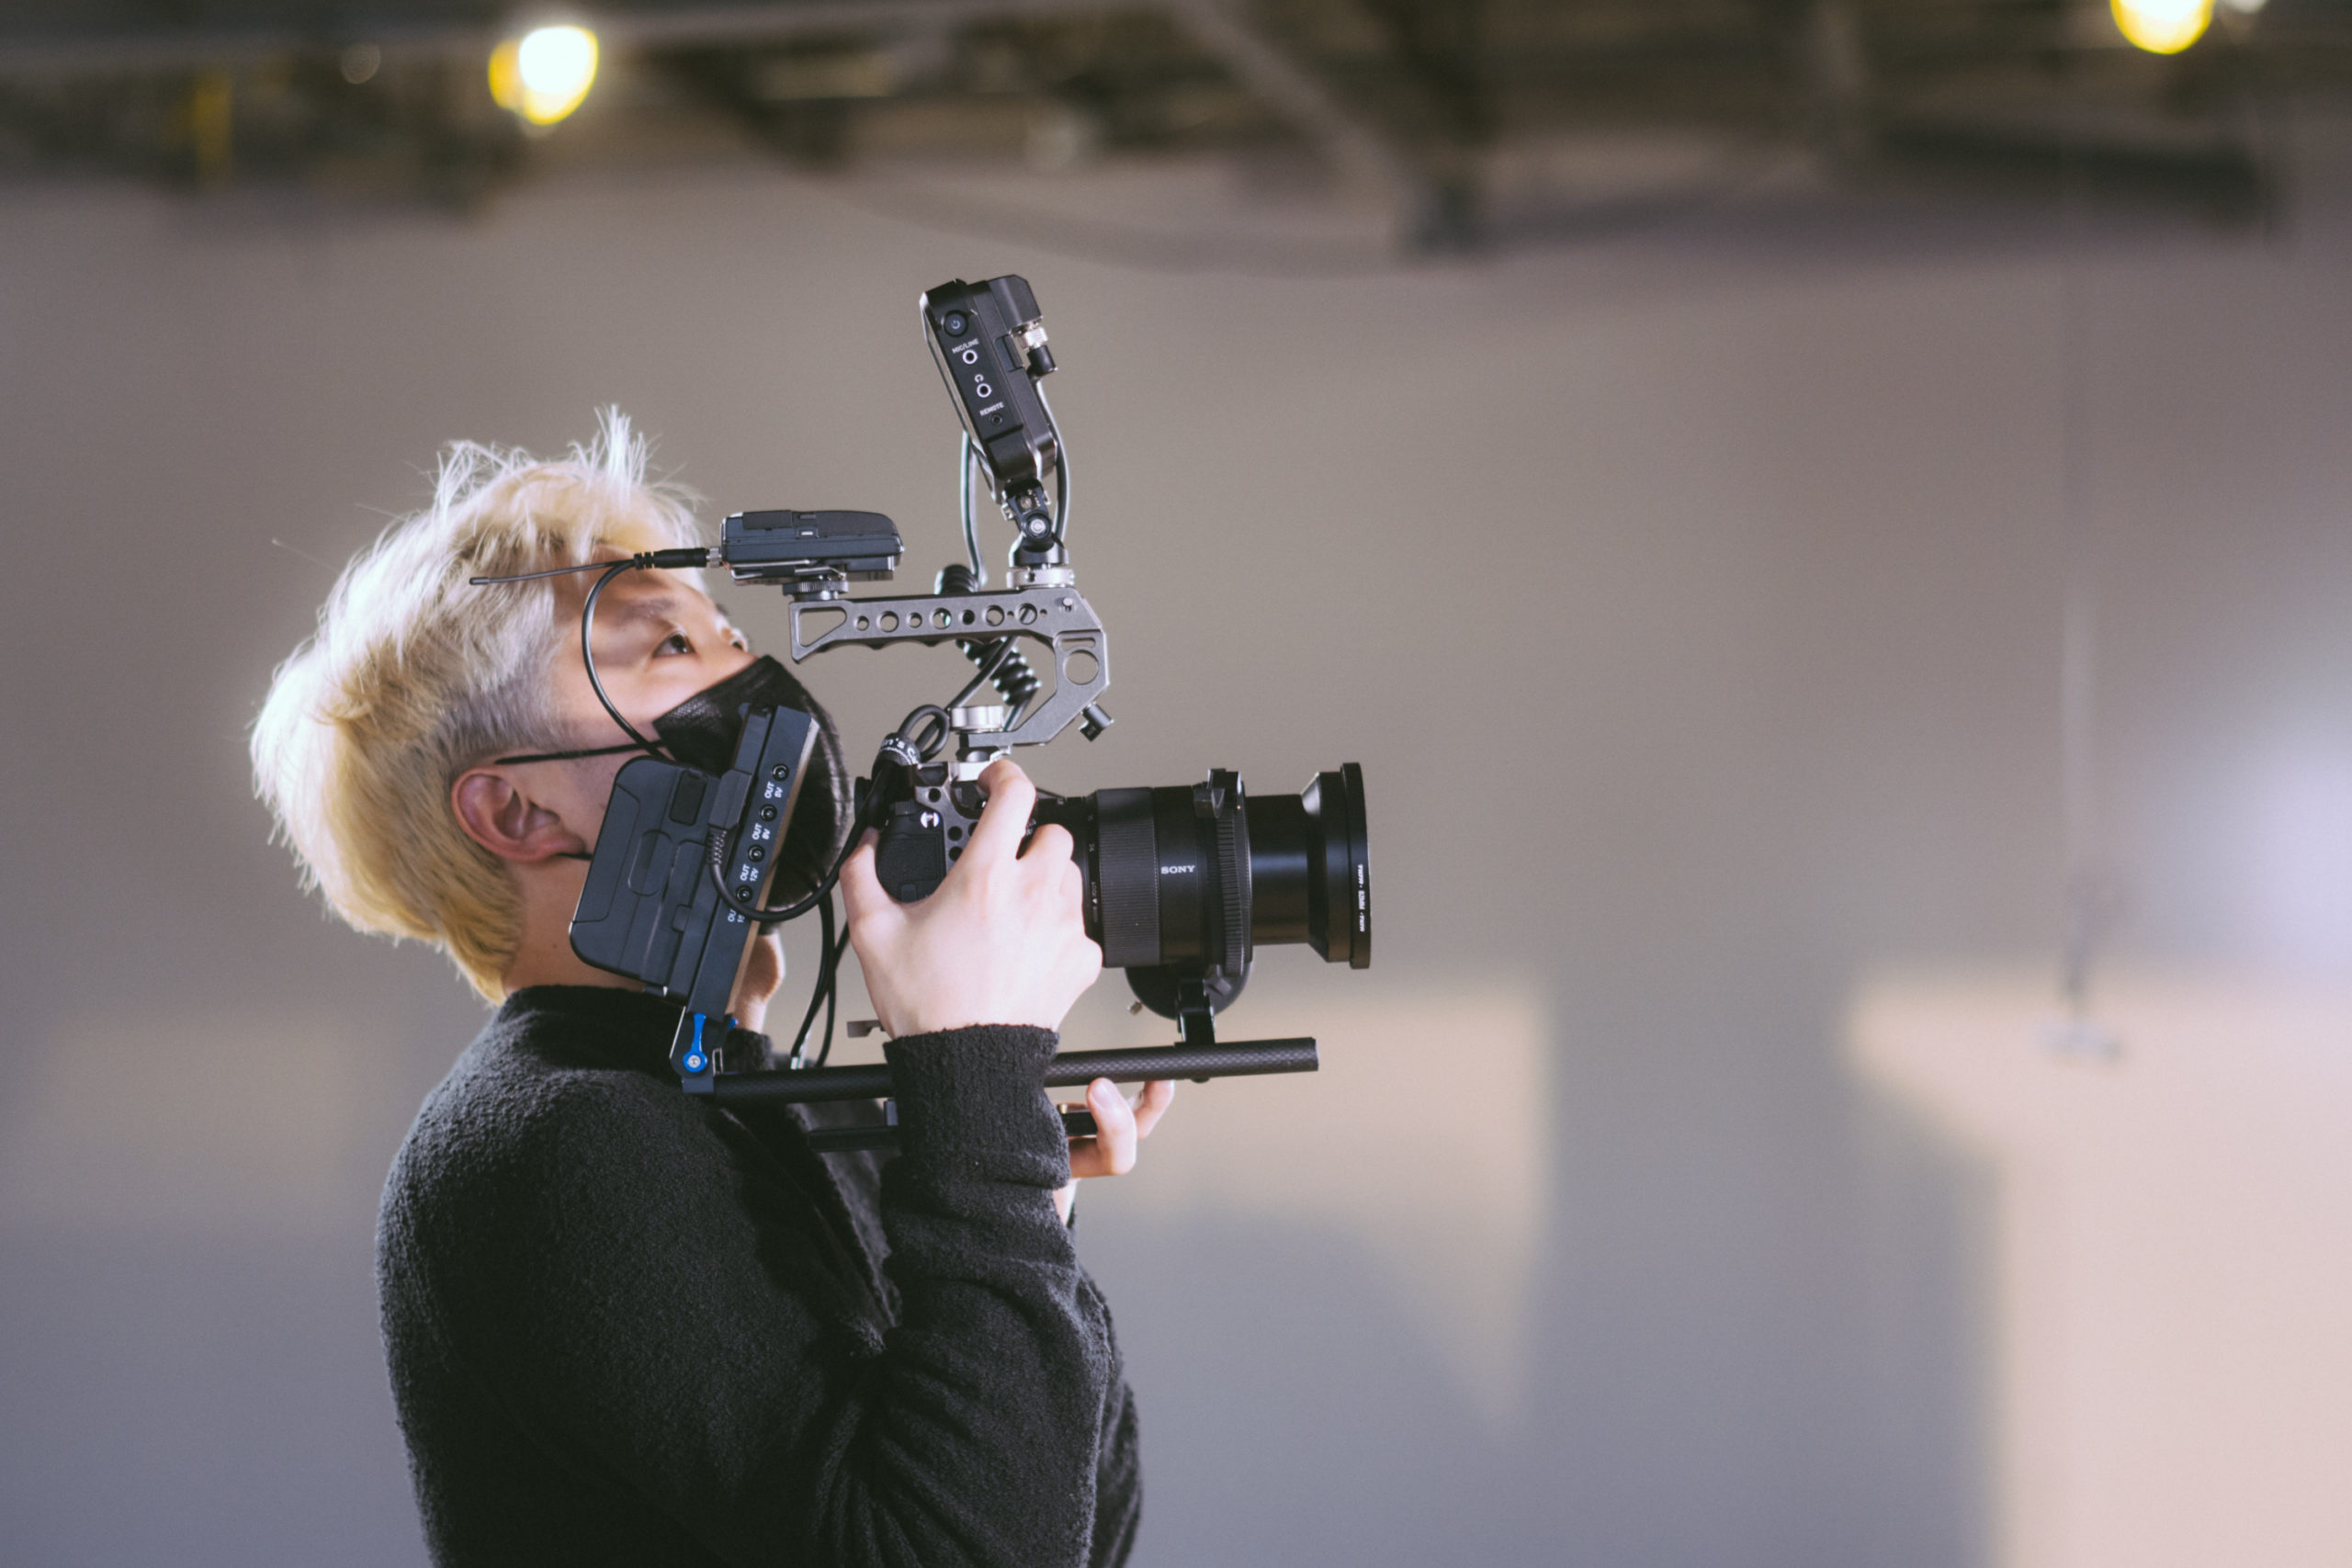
xmin=1 ymin=1 xmax=2343 ymax=246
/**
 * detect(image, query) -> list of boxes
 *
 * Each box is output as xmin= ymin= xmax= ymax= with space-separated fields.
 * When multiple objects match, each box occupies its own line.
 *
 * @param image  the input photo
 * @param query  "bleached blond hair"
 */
xmin=252 ymin=411 xmax=704 ymax=1001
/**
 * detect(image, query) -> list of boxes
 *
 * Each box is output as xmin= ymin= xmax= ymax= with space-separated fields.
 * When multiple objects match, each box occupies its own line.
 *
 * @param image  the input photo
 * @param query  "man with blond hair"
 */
xmin=254 ymin=414 xmax=1170 ymax=1567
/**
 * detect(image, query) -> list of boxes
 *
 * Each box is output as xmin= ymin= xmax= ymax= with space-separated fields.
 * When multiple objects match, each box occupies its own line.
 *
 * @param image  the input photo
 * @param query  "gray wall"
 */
xmin=4 ymin=127 xmax=2349 ymax=1565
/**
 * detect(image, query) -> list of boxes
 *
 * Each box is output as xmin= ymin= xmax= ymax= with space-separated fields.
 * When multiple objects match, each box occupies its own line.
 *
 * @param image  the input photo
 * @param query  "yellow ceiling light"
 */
xmin=2112 ymin=0 xmax=2213 ymax=53
xmin=491 ymin=24 xmax=599 ymax=126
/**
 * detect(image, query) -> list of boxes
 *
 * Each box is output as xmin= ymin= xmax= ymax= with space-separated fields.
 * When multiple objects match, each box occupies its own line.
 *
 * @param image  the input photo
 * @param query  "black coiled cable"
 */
xmin=935 ymin=562 xmax=1041 ymax=717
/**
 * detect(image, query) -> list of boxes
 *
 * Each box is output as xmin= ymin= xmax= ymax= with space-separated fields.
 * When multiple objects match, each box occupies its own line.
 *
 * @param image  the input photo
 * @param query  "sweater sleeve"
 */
xmin=401 ymin=1023 xmax=1122 ymax=1568
xmin=1086 ymin=1303 xmax=1144 ymax=1567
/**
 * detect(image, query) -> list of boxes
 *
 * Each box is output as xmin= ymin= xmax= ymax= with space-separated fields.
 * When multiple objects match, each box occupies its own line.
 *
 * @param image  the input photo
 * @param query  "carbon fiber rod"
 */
xmin=707 ymin=1038 xmax=1318 ymax=1105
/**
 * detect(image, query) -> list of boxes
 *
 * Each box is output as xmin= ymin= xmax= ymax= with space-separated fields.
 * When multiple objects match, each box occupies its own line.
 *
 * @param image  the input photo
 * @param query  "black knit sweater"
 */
xmin=378 ymin=987 xmax=1141 ymax=1567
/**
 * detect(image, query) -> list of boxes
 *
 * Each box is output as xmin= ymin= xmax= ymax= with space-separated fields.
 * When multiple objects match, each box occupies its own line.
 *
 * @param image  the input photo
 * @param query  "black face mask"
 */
xmin=654 ymin=656 xmax=853 ymax=906
xmin=498 ymin=654 xmax=852 ymax=905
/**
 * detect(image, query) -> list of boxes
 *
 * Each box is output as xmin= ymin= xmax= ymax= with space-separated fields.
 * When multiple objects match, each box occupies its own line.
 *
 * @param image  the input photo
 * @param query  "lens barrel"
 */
xmin=1045 ymin=764 xmax=1369 ymax=1009
xmin=1242 ymin=766 xmax=1372 ymax=967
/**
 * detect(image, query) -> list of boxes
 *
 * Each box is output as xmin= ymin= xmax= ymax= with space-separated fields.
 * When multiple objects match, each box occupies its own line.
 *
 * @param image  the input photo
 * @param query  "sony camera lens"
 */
xmin=1040 ymin=764 xmax=1370 ymax=1015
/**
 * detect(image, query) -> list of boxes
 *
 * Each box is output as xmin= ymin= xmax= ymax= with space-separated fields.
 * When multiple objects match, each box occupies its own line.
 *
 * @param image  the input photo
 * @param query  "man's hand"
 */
xmin=839 ymin=757 xmax=1102 ymax=1037
xmin=1054 ymin=1077 xmax=1176 ymax=1223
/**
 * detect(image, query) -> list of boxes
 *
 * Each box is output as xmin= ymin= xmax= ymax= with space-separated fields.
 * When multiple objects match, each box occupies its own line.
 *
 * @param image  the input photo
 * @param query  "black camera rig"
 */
xmin=481 ymin=276 xmax=1369 ymax=1152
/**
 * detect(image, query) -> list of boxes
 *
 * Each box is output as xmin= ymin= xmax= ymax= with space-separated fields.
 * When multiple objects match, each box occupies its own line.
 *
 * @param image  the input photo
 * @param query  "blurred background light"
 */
xmin=2242 ymin=736 xmax=2352 ymax=976
xmin=491 ymin=24 xmax=599 ymax=127
xmin=2112 ymin=0 xmax=2214 ymax=53
xmin=1854 ymin=969 xmax=2352 ymax=1568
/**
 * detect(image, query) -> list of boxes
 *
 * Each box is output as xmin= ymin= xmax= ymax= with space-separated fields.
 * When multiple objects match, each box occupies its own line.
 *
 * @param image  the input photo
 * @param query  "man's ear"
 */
xmin=451 ymin=767 xmax=589 ymax=863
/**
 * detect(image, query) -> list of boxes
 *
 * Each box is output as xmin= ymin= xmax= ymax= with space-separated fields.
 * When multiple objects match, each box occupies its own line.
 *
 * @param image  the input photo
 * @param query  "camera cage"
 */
xmin=480 ymin=276 xmax=1360 ymax=1150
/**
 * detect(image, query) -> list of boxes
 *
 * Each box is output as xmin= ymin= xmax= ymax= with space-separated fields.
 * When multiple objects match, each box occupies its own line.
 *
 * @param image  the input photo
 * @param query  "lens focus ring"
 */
xmin=1212 ymin=777 xmax=1250 ymax=976
xmin=1092 ymin=789 xmax=1160 ymax=969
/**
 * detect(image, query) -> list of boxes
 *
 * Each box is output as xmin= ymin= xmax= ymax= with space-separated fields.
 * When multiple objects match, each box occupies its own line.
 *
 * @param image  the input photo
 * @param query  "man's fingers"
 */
xmin=835 ymin=833 xmax=891 ymax=930
xmin=1086 ymin=1077 xmax=1136 ymax=1175
xmin=1023 ymin=821 xmax=1077 ymax=865
xmin=1065 ymin=1080 xmax=1138 ymax=1179
xmin=1132 ymin=1078 xmax=1175 ymax=1140
xmin=965 ymin=758 xmax=1037 ymax=863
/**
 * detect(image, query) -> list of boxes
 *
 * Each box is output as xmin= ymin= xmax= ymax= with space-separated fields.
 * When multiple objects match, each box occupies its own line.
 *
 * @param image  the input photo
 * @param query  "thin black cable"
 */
xmin=959 ymin=432 xmax=987 ymax=585
xmin=897 ymin=705 xmax=952 ymax=761
xmin=787 ymin=908 xmax=854 ymax=1068
xmin=471 ymin=547 xmax=712 ymax=761
xmin=946 ymin=636 xmax=1020 ymax=711
xmin=1037 ymin=381 xmax=1070 ymax=540
xmin=468 ymin=546 xmax=709 ymax=588
xmin=492 ymin=739 xmax=657 ymax=766
xmin=467 ymin=559 xmax=613 ymax=585
xmin=581 ymin=560 xmax=662 ymax=755
xmin=819 ymin=923 xmax=843 ymax=1066
xmin=787 ymin=896 xmax=837 ymax=1065
xmin=958 ymin=385 xmax=1064 ymax=567
xmin=707 ymin=733 xmax=914 ymax=925
xmin=708 ymin=826 xmax=855 ymax=925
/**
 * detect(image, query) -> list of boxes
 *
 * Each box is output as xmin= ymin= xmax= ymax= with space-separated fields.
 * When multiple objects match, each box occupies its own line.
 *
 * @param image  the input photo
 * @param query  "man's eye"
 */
xmin=658 ymin=632 xmax=692 ymax=655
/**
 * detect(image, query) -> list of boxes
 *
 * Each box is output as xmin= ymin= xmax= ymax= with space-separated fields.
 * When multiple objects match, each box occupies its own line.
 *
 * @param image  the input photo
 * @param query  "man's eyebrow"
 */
xmin=597 ymin=592 xmax=684 ymax=627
